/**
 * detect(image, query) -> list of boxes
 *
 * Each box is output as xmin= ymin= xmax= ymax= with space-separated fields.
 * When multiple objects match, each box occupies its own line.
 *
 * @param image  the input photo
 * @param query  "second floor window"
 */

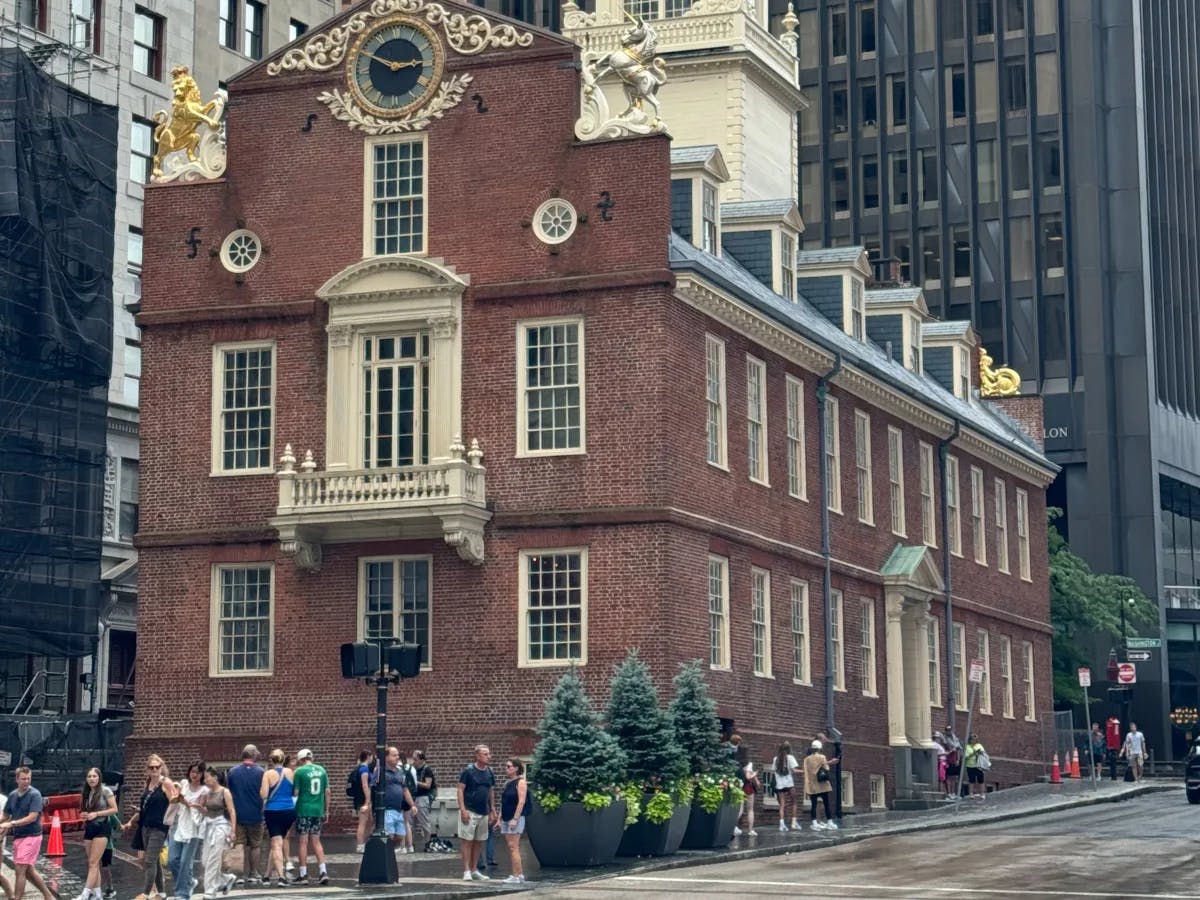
xmin=919 ymin=441 xmax=936 ymax=545
xmin=947 ymin=455 xmax=962 ymax=556
xmin=362 ymin=332 xmax=430 ymax=469
xmin=362 ymin=557 xmax=431 ymax=667
xmin=855 ymin=410 xmax=873 ymax=524
xmin=705 ymin=335 xmax=726 ymax=467
xmin=244 ymin=0 xmax=265 ymax=59
xmin=219 ymin=0 xmax=237 ymax=49
xmin=371 ymin=139 xmax=426 ymax=255
xmin=786 ymin=375 xmax=806 ymax=499
xmin=214 ymin=344 xmax=274 ymax=473
xmin=888 ymin=426 xmax=905 ymax=535
xmin=133 ymin=8 xmax=163 ymax=79
xmin=520 ymin=320 xmax=583 ymax=455
xmin=746 ymin=356 xmax=767 ymax=483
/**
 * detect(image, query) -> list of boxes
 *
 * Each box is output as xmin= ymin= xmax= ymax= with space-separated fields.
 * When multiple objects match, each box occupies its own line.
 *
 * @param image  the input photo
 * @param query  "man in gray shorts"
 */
xmin=456 ymin=745 xmax=497 ymax=882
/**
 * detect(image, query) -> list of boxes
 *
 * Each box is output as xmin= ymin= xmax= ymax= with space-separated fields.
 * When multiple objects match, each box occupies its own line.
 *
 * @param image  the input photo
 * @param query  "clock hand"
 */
xmin=388 ymin=59 xmax=425 ymax=69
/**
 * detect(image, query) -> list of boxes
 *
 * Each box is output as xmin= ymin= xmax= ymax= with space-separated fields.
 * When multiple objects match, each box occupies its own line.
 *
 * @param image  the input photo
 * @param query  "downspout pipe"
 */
xmin=816 ymin=353 xmax=843 ymax=739
xmin=939 ymin=419 xmax=961 ymax=727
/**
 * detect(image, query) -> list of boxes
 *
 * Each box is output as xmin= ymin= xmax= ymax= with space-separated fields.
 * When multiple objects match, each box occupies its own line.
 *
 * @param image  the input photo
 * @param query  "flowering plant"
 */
xmin=694 ymin=771 xmax=742 ymax=814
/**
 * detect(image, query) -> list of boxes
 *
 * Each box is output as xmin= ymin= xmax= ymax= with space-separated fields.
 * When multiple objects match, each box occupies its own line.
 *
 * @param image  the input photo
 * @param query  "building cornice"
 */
xmin=136 ymin=300 xmax=316 ymax=328
xmin=471 ymin=267 xmax=675 ymax=302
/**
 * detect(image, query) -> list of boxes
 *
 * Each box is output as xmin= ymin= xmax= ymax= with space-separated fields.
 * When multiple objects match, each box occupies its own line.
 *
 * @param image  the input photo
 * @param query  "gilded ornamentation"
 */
xmin=576 ymin=13 xmax=668 ymax=141
xmin=683 ymin=0 xmax=743 ymax=15
xmin=561 ymin=0 xmax=617 ymax=29
xmin=317 ymin=73 xmax=473 ymax=134
xmin=266 ymin=0 xmax=532 ymax=75
xmin=152 ymin=66 xmax=228 ymax=183
xmin=979 ymin=347 xmax=1021 ymax=398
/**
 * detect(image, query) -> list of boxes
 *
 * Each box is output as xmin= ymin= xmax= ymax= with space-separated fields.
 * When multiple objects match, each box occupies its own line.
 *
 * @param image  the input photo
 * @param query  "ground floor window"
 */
xmin=211 ymin=565 xmax=273 ymax=676
xmin=519 ymin=549 xmax=587 ymax=666
xmin=360 ymin=556 xmax=431 ymax=667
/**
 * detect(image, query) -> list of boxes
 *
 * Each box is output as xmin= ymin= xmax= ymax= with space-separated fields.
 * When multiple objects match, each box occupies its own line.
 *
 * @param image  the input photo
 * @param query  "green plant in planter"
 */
xmin=532 ymin=667 xmax=627 ymax=812
xmin=606 ymin=650 xmax=689 ymax=822
xmin=669 ymin=660 xmax=742 ymax=806
xmin=643 ymin=790 xmax=676 ymax=825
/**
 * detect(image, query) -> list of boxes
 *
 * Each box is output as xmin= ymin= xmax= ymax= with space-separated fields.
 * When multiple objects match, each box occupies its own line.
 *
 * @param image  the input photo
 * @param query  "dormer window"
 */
xmin=958 ymin=347 xmax=971 ymax=399
xmin=780 ymin=232 xmax=796 ymax=301
xmin=908 ymin=319 xmax=922 ymax=372
xmin=850 ymin=278 xmax=865 ymax=339
xmin=702 ymin=181 xmax=718 ymax=254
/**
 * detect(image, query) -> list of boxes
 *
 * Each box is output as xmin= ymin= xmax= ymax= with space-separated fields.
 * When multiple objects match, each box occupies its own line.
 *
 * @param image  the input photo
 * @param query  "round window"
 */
xmin=220 ymin=229 xmax=262 ymax=273
xmin=532 ymin=199 xmax=578 ymax=246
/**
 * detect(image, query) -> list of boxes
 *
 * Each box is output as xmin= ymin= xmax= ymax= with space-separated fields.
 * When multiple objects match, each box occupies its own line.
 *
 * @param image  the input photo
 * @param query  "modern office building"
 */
xmin=792 ymin=0 xmax=1200 ymax=756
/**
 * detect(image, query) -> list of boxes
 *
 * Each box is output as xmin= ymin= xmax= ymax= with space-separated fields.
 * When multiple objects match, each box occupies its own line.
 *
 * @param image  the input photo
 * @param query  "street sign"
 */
xmin=969 ymin=658 xmax=985 ymax=684
xmin=1127 ymin=651 xmax=1151 ymax=662
xmin=1078 ymin=667 xmax=1091 ymax=688
xmin=1117 ymin=662 xmax=1137 ymax=684
xmin=1126 ymin=638 xmax=1161 ymax=649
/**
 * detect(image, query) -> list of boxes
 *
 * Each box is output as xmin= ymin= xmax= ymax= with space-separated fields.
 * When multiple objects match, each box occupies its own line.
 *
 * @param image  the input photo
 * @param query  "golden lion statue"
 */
xmin=153 ymin=66 xmax=222 ymax=178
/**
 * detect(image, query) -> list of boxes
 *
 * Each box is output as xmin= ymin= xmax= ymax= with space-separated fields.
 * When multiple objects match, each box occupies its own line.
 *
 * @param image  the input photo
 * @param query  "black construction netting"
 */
xmin=0 ymin=47 xmax=117 ymax=658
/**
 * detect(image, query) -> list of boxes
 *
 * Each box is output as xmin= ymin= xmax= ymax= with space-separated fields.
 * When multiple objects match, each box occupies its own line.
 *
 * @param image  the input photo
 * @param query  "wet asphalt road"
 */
xmin=545 ymin=787 xmax=1200 ymax=900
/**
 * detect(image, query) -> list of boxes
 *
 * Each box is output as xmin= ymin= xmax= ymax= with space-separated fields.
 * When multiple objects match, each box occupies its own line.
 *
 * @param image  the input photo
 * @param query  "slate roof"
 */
xmin=721 ymin=199 xmax=799 ymax=220
xmin=670 ymin=145 xmax=721 ymax=166
xmin=866 ymin=287 xmax=924 ymax=305
xmin=922 ymin=321 xmax=974 ymax=339
xmin=668 ymin=233 xmax=1054 ymax=472
xmin=795 ymin=246 xmax=868 ymax=266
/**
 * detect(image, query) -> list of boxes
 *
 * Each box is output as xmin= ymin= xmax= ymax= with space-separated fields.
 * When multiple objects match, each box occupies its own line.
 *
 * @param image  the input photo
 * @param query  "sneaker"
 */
xmin=790 ymin=819 xmax=802 ymax=830
xmin=463 ymin=872 xmax=474 ymax=881
xmin=778 ymin=821 xmax=789 ymax=832
xmin=826 ymin=821 xmax=839 ymax=830
xmin=811 ymin=821 xmax=825 ymax=831
xmin=747 ymin=830 xmax=758 ymax=837
xmin=471 ymin=870 xmax=491 ymax=881
xmin=273 ymin=878 xmax=288 ymax=889
xmin=732 ymin=826 xmax=743 ymax=836
xmin=355 ymin=844 xmax=365 ymax=853
xmin=503 ymin=876 xmax=523 ymax=884
xmin=318 ymin=874 xmax=329 ymax=885
xmin=287 ymin=874 xmax=309 ymax=885
xmin=246 ymin=877 xmax=263 ymax=887
xmin=285 ymin=861 xmax=296 ymax=873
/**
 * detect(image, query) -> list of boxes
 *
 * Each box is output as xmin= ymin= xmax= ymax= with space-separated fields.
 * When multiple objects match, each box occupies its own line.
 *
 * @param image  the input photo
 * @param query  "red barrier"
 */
xmin=41 ymin=793 xmax=84 ymax=833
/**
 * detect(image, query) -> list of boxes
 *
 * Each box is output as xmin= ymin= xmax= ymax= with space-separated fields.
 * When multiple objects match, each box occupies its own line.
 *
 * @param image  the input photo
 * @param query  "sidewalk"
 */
xmin=4 ymin=779 xmax=1174 ymax=899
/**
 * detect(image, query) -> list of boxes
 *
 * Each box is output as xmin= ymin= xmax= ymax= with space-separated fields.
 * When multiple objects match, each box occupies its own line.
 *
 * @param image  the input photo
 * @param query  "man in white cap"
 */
xmin=291 ymin=749 xmax=329 ymax=885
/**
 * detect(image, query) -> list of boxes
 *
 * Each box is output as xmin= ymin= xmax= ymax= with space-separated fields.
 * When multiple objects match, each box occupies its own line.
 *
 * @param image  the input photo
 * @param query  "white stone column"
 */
xmin=427 ymin=313 xmax=460 ymax=462
xmin=324 ymin=323 xmax=353 ymax=471
xmin=901 ymin=602 xmax=930 ymax=745
xmin=885 ymin=594 xmax=907 ymax=746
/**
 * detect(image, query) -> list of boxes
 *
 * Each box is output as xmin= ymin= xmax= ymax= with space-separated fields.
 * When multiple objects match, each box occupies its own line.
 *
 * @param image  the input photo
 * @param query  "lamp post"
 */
xmin=340 ymin=636 xmax=421 ymax=886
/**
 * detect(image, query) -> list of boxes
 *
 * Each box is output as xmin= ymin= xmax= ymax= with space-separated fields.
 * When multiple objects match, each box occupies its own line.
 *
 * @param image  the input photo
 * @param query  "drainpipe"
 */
xmin=939 ymin=420 xmax=961 ymax=727
xmin=816 ymin=354 xmax=843 ymax=737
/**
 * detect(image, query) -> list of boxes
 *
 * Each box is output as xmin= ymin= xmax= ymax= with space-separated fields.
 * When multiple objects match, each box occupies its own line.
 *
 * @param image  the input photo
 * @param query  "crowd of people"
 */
xmin=725 ymin=731 xmax=842 ymax=835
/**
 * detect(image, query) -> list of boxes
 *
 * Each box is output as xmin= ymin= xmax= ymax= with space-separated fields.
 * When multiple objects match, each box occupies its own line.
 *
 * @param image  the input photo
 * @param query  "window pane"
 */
xmin=860 ymin=82 xmax=878 ymax=127
xmin=1036 ymin=52 xmax=1059 ymax=115
xmin=919 ymin=149 xmax=938 ymax=205
xmin=921 ymin=229 xmax=940 ymax=284
xmin=832 ymin=86 xmax=848 ymax=133
xmin=800 ymin=162 xmax=822 ymax=223
xmin=1009 ymin=140 xmax=1030 ymax=194
xmin=975 ymin=0 xmax=994 ymax=36
xmin=1040 ymin=136 xmax=1061 ymax=191
xmin=890 ymin=151 xmax=909 ymax=209
xmin=525 ymin=552 xmax=584 ymax=662
xmin=832 ymin=161 xmax=850 ymax=214
xmin=862 ymin=155 xmax=879 ymax=210
xmin=976 ymin=140 xmax=997 ymax=203
xmin=830 ymin=7 xmax=847 ymax=58
xmin=948 ymin=66 xmax=967 ymax=122
xmin=974 ymin=60 xmax=997 ymax=122
xmin=1006 ymin=62 xmax=1027 ymax=113
xmin=953 ymin=227 xmax=970 ymax=281
xmin=218 ymin=567 xmax=272 ymax=673
xmin=524 ymin=323 xmax=583 ymax=452
xmin=1034 ymin=0 xmax=1056 ymax=34
xmin=889 ymin=75 xmax=907 ymax=128
xmin=1041 ymin=213 xmax=1064 ymax=274
xmin=860 ymin=4 xmax=876 ymax=55
xmin=1009 ymin=217 xmax=1032 ymax=281
xmin=1006 ymin=0 xmax=1025 ymax=32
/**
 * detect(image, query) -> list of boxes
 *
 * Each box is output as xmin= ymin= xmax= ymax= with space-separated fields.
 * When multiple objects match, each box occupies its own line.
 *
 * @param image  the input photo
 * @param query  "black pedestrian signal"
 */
xmin=340 ymin=642 xmax=380 ymax=678
xmin=386 ymin=643 xmax=422 ymax=679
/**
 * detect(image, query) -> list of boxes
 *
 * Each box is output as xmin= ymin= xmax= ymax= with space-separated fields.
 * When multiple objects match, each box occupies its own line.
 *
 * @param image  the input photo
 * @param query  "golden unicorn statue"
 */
xmin=979 ymin=347 xmax=1022 ymax=397
xmin=153 ymin=66 xmax=224 ymax=179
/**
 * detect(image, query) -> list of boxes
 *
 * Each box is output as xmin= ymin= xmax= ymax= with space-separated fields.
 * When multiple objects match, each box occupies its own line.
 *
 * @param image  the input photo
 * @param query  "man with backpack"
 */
xmin=411 ymin=749 xmax=437 ymax=845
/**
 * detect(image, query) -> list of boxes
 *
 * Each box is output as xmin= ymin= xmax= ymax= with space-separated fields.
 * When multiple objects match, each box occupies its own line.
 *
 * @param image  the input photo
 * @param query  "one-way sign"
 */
xmin=1127 ymin=650 xmax=1151 ymax=662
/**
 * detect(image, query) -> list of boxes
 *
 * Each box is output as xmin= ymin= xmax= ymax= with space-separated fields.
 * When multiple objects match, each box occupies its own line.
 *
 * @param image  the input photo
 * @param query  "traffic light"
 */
xmin=386 ymin=643 xmax=422 ymax=679
xmin=340 ymin=642 xmax=380 ymax=678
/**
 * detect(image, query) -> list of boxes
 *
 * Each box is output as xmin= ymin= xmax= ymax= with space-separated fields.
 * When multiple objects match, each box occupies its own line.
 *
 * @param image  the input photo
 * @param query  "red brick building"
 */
xmin=130 ymin=0 xmax=1056 ymax=811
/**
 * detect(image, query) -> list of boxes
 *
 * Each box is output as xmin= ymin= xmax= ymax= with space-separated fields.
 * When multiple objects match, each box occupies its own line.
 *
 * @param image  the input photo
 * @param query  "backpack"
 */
xmin=422 ymin=766 xmax=439 ymax=801
xmin=346 ymin=768 xmax=362 ymax=803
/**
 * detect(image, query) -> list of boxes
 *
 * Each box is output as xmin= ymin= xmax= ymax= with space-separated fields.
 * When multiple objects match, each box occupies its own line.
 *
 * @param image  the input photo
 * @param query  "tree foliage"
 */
xmin=1049 ymin=508 xmax=1155 ymax=704
xmin=668 ymin=660 xmax=729 ymax=775
xmin=606 ymin=649 xmax=687 ymax=788
xmin=533 ymin=667 xmax=627 ymax=798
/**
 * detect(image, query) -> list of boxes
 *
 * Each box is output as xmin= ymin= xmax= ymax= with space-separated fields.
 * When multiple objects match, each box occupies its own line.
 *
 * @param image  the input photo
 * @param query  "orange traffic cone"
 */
xmin=46 ymin=812 xmax=65 ymax=856
xmin=1070 ymin=748 xmax=1081 ymax=779
xmin=1050 ymin=752 xmax=1062 ymax=784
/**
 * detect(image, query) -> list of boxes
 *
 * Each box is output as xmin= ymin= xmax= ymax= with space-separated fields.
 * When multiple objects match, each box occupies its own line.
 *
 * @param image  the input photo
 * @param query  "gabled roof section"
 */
xmin=721 ymin=199 xmax=804 ymax=231
xmin=231 ymin=0 xmax=571 ymax=84
xmin=668 ymin=232 xmax=1054 ymax=476
xmin=866 ymin=286 xmax=929 ymax=317
xmin=922 ymin=320 xmax=977 ymax=344
xmin=670 ymin=145 xmax=730 ymax=183
xmin=881 ymin=545 xmax=944 ymax=594
xmin=796 ymin=246 xmax=873 ymax=279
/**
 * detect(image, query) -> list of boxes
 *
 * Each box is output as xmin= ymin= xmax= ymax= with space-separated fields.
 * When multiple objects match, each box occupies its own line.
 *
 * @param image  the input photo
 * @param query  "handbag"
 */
xmin=976 ymin=750 xmax=992 ymax=771
xmin=816 ymin=765 xmax=831 ymax=783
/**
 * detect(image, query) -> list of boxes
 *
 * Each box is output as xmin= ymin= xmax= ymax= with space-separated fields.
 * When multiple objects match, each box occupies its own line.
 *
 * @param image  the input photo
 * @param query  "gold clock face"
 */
xmin=347 ymin=15 xmax=445 ymax=118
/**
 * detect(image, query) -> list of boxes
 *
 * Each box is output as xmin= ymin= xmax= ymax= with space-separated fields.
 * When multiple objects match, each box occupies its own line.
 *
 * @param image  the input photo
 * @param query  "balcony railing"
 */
xmin=270 ymin=439 xmax=491 ymax=568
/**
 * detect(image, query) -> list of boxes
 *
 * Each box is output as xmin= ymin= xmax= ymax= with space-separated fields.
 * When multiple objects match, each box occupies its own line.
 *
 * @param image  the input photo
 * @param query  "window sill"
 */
xmin=793 ymin=678 xmax=812 ymax=687
xmin=710 ymin=664 xmax=732 ymax=673
xmin=828 ymin=505 xmax=844 ymax=516
xmin=211 ymin=467 xmax=275 ymax=478
xmin=789 ymin=491 xmax=809 ymax=503
xmin=708 ymin=460 xmax=730 ymax=473
xmin=1002 ymin=713 xmax=1015 ymax=720
xmin=979 ymin=710 xmax=993 ymax=717
xmin=749 ymin=476 xmax=771 ymax=489
xmin=1024 ymin=716 xmax=1037 ymax=723
xmin=210 ymin=669 xmax=274 ymax=679
xmin=834 ymin=686 xmax=847 ymax=694
xmin=515 ymin=448 xmax=587 ymax=459
xmin=892 ymin=529 xmax=907 ymax=539
xmin=754 ymin=672 xmax=775 ymax=680
xmin=974 ymin=557 xmax=988 ymax=568
xmin=862 ymin=691 xmax=878 ymax=699
xmin=519 ymin=658 xmax=588 ymax=669
xmin=858 ymin=516 xmax=875 ymax=527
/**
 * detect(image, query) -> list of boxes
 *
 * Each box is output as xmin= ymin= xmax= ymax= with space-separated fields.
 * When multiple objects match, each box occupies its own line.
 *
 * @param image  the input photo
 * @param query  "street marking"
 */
xmin=615 ymin=876 xmax=1200 ymax=899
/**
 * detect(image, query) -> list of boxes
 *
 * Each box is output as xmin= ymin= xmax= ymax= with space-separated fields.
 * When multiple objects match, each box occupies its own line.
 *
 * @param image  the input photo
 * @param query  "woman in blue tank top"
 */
xmin=259 ymin=749 xmax=296 ymax=888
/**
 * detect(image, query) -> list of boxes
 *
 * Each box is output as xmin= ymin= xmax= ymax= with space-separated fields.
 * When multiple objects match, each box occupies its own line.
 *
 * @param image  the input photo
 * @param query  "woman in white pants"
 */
xmin=200 ymin=769 xmax=238 ymax=899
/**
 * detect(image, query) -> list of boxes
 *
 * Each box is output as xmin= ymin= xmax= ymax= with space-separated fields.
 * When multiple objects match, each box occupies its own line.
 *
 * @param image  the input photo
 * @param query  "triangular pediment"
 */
xmin=317 ymin=255 xmax=469 ymax=303
xmin=880 ymin=544 xmax=944 ymax=595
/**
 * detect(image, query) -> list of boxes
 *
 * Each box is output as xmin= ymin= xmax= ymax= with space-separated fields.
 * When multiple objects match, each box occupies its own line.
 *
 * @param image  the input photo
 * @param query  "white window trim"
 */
xmin=999 ymin=634 xmax=1014 ymax=719
xmin=1022 ymin=640 xmax=1036 ymax=721
xmin=860 ymin=598 xmax=877 ymax=697
xmin=356 ymin=554 xmax=434 ymax=671
xmin=363 ymin=134 xmax=429 ymax=258
xmin=971 ymin=466 xmax=987 ymax=566
xmin=928 ymin=617 xmax=942 ymax=707
xmin=947 ymin=455 xmax=963 ymax=557
xmin=888 ymin=426 xmax=906 ymax=537
xmin=516 ymin=316 xmax=586 ymax=457
xmin=210 ymin=340 xmax=276 ymax=477
xmin=843 ymin=277 xmax=866 ymax=340
xmin=709 ymin=555 xmax=731 ymax=671
xmin=825 ymin=396 xmax=842 ymax=514
xmin=785 ymin=375 xmax=807 ymax=501
xmin=1016 ymin=487 xmax=1032 ymax=581
xmin=855 ymin=410 xmax=873 ymax=525
xmin=209 ymin=563 xmax=275 ymax=678
xmin=953 ymin=622 xmax=967 ymax=711
xmin=696 ymin=178 xmax=720 ymax=256
xmin=751 ymin=567 xmax=773 ymax=678
xmin=840 ymin=771 xmax=854 ymax=808
xmin=995 ymin=478 xmax=1011 ymax=574
xmin=746 ymin=355 xmax=769 ymax=485
xmin=869 ymin=774 xmax=886 ymax=809
xmin=705 ymin=335 xmax=728 ymax=471
xmin=977 ymin=628 xmax=992 ymax=714
xmin=919 ymin=441 xmax=937 ymax=547
xmin=790 ymin=579 xmax=810 ymax=685
xmin=517 ymin=548 xmax=589 ymax=668
xmin=778 ymin=230 xmax=797 ymax=301
xmin=831 ymin=588 xmax=845 ymax=692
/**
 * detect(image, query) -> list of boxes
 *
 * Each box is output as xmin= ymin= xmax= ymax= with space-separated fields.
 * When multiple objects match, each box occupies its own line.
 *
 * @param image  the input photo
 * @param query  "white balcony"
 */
xmin=270 ymin=439 xmax=491 ymax=570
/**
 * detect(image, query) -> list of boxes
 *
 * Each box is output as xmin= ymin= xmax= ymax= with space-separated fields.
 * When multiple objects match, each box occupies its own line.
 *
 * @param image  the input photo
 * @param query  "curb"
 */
xmin=587 ymin=783 xmax=1176 ymax=881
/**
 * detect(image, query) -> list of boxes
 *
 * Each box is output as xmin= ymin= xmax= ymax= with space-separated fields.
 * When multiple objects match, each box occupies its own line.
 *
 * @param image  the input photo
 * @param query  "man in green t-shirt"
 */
xmin=291 ymin=748 xmax=330 ymax=885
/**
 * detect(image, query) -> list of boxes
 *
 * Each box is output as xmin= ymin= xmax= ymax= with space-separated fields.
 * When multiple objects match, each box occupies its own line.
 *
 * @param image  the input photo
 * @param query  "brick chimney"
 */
xmin=986 ymin=395 xmax=1045 ymax=450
